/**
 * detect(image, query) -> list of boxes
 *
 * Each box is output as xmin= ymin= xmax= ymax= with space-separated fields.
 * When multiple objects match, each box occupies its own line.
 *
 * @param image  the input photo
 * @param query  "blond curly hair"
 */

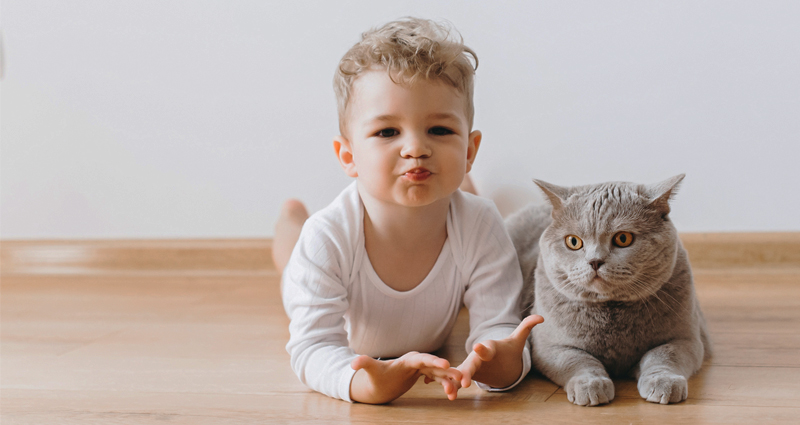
xmin=334 ymin=17 xmax=479 ymax=134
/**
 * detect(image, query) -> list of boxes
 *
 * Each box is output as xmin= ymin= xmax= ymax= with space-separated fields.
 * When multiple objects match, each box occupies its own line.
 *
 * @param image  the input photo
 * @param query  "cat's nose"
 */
xmin=589 ymin=260 xmax=605 ymax=271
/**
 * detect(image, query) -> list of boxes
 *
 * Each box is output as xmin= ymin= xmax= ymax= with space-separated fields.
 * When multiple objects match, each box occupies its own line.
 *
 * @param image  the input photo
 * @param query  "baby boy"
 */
xmin=274 ymin=17 xmax=543 ymax=404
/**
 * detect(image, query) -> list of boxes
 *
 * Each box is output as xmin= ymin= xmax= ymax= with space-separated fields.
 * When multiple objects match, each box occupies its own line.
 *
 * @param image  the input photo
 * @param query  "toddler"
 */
xmin=274 ymin=17 xmax=542 ymax=404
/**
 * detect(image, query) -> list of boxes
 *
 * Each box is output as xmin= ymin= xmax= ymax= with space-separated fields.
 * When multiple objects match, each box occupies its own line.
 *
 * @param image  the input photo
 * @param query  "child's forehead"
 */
xmin=352 ymin=70 xmax=459 ymax=96
xmin=348 ymin=70 xmax=468 ymax=121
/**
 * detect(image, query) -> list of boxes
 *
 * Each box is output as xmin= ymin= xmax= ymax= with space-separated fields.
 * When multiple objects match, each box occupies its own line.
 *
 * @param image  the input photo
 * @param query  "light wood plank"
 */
xmin=3 ymin=239 xmax=800 ymax=424
xmin=4 ymin=389 xmax=800 ymax=425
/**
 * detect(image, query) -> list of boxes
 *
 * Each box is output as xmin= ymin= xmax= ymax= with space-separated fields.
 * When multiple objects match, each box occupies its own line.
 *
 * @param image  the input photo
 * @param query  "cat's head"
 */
xmin=536 ymin=175 xmax=685 ymax=303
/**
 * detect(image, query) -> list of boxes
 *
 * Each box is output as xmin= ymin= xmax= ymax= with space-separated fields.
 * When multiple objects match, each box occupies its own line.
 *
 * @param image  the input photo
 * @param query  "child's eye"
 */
xmin=376 ymin=129 xmax=399 ymax=138
xmin=429 ymin=126 xmax=454 ymax=136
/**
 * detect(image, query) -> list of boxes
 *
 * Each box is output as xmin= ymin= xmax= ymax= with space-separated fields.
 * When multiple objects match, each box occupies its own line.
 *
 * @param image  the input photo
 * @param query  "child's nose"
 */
xmin=400 ymin=133 xmax=432 ymax=158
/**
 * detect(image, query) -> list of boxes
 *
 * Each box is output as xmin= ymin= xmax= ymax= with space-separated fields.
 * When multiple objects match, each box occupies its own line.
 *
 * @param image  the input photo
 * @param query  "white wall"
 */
xmin=2 ymin=0 xmax=799 ymax=239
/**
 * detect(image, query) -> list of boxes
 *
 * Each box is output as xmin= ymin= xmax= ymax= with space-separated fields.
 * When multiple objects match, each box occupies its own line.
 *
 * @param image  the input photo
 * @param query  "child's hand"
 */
xmin=456 ymin=315 xmax=544 ymax=389
xmin=350 ymin=351 xmax=463 ymax=404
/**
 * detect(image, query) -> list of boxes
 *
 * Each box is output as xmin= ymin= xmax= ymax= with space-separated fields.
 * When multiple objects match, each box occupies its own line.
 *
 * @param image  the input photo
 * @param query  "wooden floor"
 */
xmin=2 ymin=239 xmax=800 ymax=424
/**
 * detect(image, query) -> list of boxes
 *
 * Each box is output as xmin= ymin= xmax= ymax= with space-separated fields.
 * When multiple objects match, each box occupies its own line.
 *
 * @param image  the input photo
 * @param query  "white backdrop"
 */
xmin=2 ymin=1 xmax=799 ymax=239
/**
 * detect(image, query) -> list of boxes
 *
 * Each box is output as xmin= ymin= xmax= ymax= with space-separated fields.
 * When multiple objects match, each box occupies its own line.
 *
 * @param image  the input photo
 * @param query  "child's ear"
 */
xmin=333 ymin=135 xmax=358 ymax=178
xmin=465 ymin=130 xmax=482 ymax=173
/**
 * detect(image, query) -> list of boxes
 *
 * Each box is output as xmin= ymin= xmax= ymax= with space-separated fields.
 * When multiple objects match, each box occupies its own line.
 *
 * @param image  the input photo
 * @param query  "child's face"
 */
xmin=335 ymin=70 xmax=481 ymax=208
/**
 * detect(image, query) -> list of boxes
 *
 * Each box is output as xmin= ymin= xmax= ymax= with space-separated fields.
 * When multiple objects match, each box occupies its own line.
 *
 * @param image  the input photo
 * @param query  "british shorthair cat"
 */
xmin=506 ymin=175 xmax=710 ymax=406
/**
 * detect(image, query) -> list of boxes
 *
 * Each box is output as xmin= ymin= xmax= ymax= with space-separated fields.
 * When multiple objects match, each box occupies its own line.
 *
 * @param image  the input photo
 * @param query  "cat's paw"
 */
xmin=638 ymin=372 xmax=688 ymax=404
xmin=565 ymin=374 xmax=615 ymax=406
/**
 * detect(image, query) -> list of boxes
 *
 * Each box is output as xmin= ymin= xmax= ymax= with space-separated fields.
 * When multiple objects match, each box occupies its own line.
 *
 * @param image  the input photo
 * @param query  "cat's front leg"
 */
xmin=534 ymin=345 xmax=614 ymax=406
xmin=635 ymin=339 xmax=704 ymax=404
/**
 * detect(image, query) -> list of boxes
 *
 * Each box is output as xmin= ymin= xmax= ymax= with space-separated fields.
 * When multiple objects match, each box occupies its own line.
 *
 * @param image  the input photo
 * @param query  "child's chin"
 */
xmin=398 ymin=197 xmax=437 ymax=208
xmin=396 ymin=188 xmax=440 ymax=205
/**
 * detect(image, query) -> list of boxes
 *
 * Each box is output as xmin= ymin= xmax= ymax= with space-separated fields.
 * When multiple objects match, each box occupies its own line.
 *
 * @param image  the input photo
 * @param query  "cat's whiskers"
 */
xmin=629 ymin=276 xmax=687 ymax=317
xmin=624 ymin=279 xmax=660 ymax=315
xmin=652 ymin=283 xmax=691 ymax=315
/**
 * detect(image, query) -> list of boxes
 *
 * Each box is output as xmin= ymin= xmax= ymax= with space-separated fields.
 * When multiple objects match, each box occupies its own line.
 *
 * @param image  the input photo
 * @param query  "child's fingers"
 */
xmin=473 ymin=341 xmax=497 ymax=362
xmin=440 ymin=377 xmax=458 ymax=401
xmin=404 ymin=352 xmax=450 ymax=371
xmin=418 ymin=370 xmax=462 ymax=400
xmin=457 ymin=352 xmax=481 ymax=388
xmin=460 ymin=368 xmax=474 ymax=389
xmin=509 ymin=314 xmax=544 ymax=342
xmin=420 ymin=366 xmax=462 ymax=383
xmin=428 ymin=375 xmax=461 ymax=400
xmin=445 ymin=367 xmax=463 ymax=383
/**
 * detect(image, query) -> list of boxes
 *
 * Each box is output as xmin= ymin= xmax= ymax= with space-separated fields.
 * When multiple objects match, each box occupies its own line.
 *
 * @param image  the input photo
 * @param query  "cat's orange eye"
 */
xmin=613 ymin=231 xmax=634 ymax=247
xmin=565 ymin=235 xmax=583 ymax=250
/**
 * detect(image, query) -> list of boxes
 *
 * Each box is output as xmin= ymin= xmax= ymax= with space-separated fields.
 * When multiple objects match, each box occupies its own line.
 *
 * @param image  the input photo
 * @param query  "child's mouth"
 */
xmin=403 ymin=168 xmax=432 ymax=181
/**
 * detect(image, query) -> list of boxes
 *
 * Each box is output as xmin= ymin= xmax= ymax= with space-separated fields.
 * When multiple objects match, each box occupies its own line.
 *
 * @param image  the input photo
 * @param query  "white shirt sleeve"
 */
xmin=282 ymin=216 xmax=358 ymax=402
xmin=461 ymin=198 xmax=532 ymax=391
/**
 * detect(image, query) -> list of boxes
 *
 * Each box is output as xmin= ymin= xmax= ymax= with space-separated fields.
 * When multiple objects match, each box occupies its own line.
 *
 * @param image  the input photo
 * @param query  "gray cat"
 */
xmin=505 ymin=175 xmax=711 ymax=406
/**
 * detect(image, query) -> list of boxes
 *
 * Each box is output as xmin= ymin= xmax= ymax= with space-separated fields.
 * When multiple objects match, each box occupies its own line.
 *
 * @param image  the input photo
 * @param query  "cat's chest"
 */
xmin=557 ymin=301 xmax=657 ymax=344
xmin=534 ymin=283 xmax=679 ymax=372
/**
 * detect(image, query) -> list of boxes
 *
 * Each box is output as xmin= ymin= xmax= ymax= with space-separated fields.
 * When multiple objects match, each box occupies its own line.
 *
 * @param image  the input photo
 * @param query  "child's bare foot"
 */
xmin=460 ymin=174 xmax=478 ymax=195
xmin=273 ymin=199 xmax=309 ymax=274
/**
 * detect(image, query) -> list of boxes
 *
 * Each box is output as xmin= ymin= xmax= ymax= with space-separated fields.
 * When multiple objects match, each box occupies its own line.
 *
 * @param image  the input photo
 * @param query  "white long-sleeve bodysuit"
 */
xmin=282 ymin=182 xmax=530 ymax=402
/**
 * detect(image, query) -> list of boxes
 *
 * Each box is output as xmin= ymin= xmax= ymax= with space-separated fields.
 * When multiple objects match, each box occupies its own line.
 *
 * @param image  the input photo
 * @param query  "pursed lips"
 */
xmin=402 ymin=167 xmax=432 ymax=181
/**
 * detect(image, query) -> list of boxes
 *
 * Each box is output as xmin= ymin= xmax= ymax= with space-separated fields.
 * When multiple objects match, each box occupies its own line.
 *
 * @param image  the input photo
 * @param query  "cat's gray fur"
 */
xmin=506 ymin=175 xmax=711 ymax=406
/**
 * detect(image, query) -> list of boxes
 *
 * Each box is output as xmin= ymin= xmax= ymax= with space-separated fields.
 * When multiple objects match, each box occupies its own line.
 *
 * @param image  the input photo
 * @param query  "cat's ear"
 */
xmin=646 ymin=174 xmax=685 ymax=216
xmin=533 ymin=179 xmax=570 ymax=214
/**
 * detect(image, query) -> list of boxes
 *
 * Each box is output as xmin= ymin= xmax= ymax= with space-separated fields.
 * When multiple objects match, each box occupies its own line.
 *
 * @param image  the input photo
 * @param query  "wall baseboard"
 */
xmin=680 ymin=233 xmax=800 ymax=269
xmin=0 ymin=239 xmax=273 ymax=275
xmin=1 ymin=233 xmax=798 ymax=275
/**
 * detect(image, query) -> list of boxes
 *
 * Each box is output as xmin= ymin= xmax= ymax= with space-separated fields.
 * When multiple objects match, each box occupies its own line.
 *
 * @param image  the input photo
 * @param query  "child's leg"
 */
xmin=272 ymin=199 xmax=309 ymax=274
xmin=460 ymin=174 xmax=478 ymax=195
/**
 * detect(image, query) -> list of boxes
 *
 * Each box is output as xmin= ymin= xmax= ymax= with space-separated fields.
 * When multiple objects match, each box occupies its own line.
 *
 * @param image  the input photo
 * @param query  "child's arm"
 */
xmin=282 ymin=216 xmax=371 ymax=401
xmin=457 ymin=199 xmax=537 ymax=392
xmin=284 ymin=216 xmax=459 ymax=403
xmin=349 ymin=352 xmax=462 ymax=404
xmin=456 ymin=315 xmax=543 ymax=389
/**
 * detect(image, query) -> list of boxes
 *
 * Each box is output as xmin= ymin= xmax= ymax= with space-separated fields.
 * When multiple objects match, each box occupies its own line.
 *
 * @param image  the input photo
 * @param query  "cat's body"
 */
xmin=506 ymin=175 xmax=711 ymax=406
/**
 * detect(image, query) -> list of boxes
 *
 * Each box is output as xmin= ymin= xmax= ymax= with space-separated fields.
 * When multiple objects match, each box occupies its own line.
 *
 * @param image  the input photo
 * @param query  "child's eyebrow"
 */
xmin=364 ymin=113 xmax=463 ymax=125
xmin=426 ymin=113 xmax=461 ymax=122
xmin=367 ymin=114 xmax=398 ymax=123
